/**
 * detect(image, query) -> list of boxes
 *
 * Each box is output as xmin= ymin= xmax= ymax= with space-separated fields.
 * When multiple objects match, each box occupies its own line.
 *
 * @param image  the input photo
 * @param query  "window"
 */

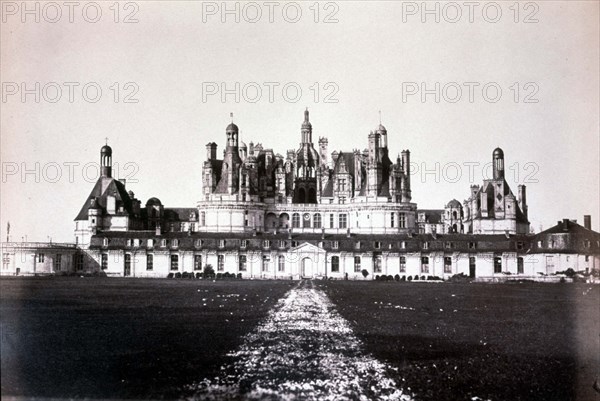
xmin=545 ymin=255 xmax=554 ymax=270
xmin=516 ymin=241 xmax=524 ymax=250
xmin=200 ymin=211 xmax=206 ymax=226
xmin=329 ymin=214 xmax=334 ymax=228
xmin=103 ymin=238 xmax=109 ymax=247
xmin=421 ymin=256 xmax=429 ymax=273
xmin=263 ymin=240 xmax=270 ymax=248
xmin=331 ymin=256 xmax=339 ymax=272
xmin=239 ymin=255 xmax=247 ymax=271
xmin=399 ymin=256 xmax=406 ymax=272
xmin=279 ymin=240 xmax=286 ymax=248
xmin=494 ymin=256 xmax=502 ymax=273
xmin=332 ymin=241 xmax=339 ymax=249
xmin=127 ymin=239 xmax=132 ymax=247
xmin=355 ymin=241 xmax=361 ymax=250
xmin=422 ymin=242 xmax=429 ymax=250
xmin=262 ymin=256 xmax=270 ymax=272
xmin=124 ymin=254 xmax=131 ymax=275
xmin=133 ymin=239 xmax=140 ymax=247
xmin=292 ymin=213 xmax=300 ymax=228
xmin=54 ymin=254 xmax=62 ymax=271
xmin=278 ymin=255 xmax=285 ymax=272
xmin=240 ymin=240 xmax=247 ymax=249
xmin=147 ymin=239 xmax=154 ymax=248
xmin=339 ymin=214 xmax=347 ymax=229
xmin=101 ymin=254 xmax=108 ymax=270
xmin=37 ymin=253 xmax=45 ymax=263
xmin=468 ymin=242 xmax=476 ymax=249
xmin=354 ymin=256 xmax=361 ymax=272
xmin=444 ymin=256 xmax=452 ymax=273
xmin=74 ymin=254 xmax=84 ymax=271
xmin=170 ymin=254 xmax=179 ymax=271
xmin=374 ymin=255 xmax=382 ymax=273
xmin=217 ymin=254 xmax=224 ymax=271
xmin=146 ymin=254 xmax=153 ymax=271
xmin=374 ymin=241 xmax=381 ymax=249
xmin=391 ymin=213 xmax=395 ymax=228
xmin=194 ymin=255 xmax=202 ymax=271
xmin=400 ymin=241 xmax=406 ymax=249
xmin=399 ymin=213 xmax=406 ymax=228
xmin=469 ymin=257 xmax=476 ymax=277
xmin=445 ymin=242 xmax=452 ymax=249
xmin=161 ymin=239 xmax=167 ymax=247
xmin=517 ymin=257 xmax=524 ymax=274
xmin=313 ymin=213 xmax=322 ymax=229
xmin=219 ymin=239 xmax=226 ymax=248
xmin=172 ymin=239 xmax=179 ymax=248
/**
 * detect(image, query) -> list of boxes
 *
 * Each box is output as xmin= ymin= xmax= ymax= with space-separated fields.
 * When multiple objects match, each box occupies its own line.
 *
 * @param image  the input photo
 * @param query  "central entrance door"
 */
xmin=301 ymin=257 xmax=313 ymax=278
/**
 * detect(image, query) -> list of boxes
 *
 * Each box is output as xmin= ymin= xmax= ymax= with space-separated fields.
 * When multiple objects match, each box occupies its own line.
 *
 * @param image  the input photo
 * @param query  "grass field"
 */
xmin=0 ymin=277 xmax=293 ymax=399
xmin=320 ymin=281 xmax=600 ymax=401
xmin=1 ymin=277 xmax=598 ymax=400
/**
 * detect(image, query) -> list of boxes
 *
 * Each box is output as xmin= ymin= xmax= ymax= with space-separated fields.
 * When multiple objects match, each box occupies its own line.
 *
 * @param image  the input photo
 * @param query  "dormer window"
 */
xmin=279 ymin=240 xmax=286 ymax=248
xmin=103 ymin=238 xmax=108 ymax=247
xmin=161 ymin=239 xmax=167 ymax=247
xmin=219 ymin=239 xmax=226 ymax=248
xmin=374 ymin=241 xmax=381 ymax=249
xmin=263 ymin=240 xmax=271 ymax=248
xmin=147 ymin=239 xmax=154 ymax=248
xmin=355 ymin=241 xmax=361 ymax=250
xmin=423 ymin=242 xmax=429 ymax=250
xmin=400 ymin=241 xmax=406 ymax=249
xmin=172 ymin=239 xmax=179 ymax=248
xmin=332 ymin=241 xmax=339 ymax=249
xmin=133 ymin=239 xmax=140 ymax=247
xmin=469 ymin=242 xmax=476 ymax=249
xmin=126 ymin=239 xmax=132 ymax=247
xmin=445 ymin=242 xmax=452 ymax=249
xmin=195 ymin=239 xmax=203 ymax=248
xmin=240 ymin=240 xmax=248 ymax=249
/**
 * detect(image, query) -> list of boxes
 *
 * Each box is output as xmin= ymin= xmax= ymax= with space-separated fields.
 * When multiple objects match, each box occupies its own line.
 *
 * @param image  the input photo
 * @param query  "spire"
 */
xmin=105 ymin=137 xmax=108 ymax=146
xmin=304 ymin=107 xmax=309 ymax=123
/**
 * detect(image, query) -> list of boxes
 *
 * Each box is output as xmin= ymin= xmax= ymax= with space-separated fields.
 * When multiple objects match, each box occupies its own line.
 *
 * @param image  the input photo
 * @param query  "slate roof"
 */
xmin=74 ymin=177 xmax=133 ymax=221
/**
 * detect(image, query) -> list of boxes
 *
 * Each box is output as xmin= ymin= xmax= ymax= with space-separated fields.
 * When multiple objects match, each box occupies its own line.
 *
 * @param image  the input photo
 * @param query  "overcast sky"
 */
xmin=1 ymin=0 xmax=598 ymax=242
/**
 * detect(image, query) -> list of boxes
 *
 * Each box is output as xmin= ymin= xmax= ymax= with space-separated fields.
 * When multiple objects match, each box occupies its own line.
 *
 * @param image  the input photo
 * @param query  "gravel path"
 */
xmin=188 ymin=280 xmax=412 ymax=400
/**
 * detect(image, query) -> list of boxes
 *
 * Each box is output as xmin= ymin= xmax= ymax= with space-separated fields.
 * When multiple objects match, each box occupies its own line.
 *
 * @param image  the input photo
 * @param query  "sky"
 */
xmin=1 ymin=0 xmax=599 ymax=242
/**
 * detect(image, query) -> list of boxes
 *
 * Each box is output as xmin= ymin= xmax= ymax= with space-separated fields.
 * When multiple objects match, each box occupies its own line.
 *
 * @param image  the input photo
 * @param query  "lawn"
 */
xmin=0 ymin=277 xmax=293 ymax=399
xmin=319 ymin=280 xmax=600 ymax=401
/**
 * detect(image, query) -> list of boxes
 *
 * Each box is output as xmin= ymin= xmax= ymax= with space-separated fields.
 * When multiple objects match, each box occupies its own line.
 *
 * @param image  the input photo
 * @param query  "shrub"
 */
xmin=420 ymin=275 xmax=426 ymax=281
xmin=223 ymin=272 xmax=230 ymax=279
xmin=195 ymin=272 xmax=202 ymax=279
xmin=413 ymin=275 xmax=419 ymax=281
xmin=182 ymin=272 xmax=190 ymax=279
xmin=400 ymin=275 xmax=406 ymax=282
xmin=216 ymin=273 xmax=222 ymax=279
xmin=237 ymin=273 xmax=242 ymax=279
xmin=407 ymin=276 xmax=412 ymax=281
xmin=167 ymin=273 xmax=174 ymax=278
xmin=394 ymin=274 xmax=400 ymax=282
xmin=361 ymin=269 xmax=369 ymax=278
xmin=387 ymin=275 xmax=394 ymax=281
xmin=204 ymin=264 xmax=215 ymax=275
xmin=375 ymin=275 xmax=380 ymax=281
xmin=174 ymin=272 xmax=182 ymax=279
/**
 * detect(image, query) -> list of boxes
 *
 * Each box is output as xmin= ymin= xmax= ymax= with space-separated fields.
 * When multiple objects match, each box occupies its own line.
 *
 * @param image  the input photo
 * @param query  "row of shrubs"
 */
xmin=374 ymin=274 xmax=443 ymax=281
xmin=166 ymin=271 xmax=243 ymax=280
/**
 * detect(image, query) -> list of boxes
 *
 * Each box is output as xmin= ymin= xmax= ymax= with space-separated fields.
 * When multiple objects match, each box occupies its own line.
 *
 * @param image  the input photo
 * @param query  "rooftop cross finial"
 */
xmin=105 ymin=137 xmax=108 ymax=145
xmin=378 ymin=110 xmax=382 ymax=125
xmin=230 ymin=112 xmax=233 ymax=123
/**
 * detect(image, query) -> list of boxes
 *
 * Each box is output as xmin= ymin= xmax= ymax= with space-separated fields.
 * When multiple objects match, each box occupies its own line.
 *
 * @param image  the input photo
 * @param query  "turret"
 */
xmin=493 ymin=147 xmax=504 ymax=180
xmin=100 ymin=144 xmax=112 ymax=178
xmin=301 ymin=108 xmax=312 ymax=144
xmin=517 ymin=185 xmax=527 ymax=217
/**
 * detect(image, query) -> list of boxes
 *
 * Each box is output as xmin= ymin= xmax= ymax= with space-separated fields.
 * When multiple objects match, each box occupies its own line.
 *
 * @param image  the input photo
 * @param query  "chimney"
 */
xmin=562 ymin=219 xmax=570 ymax=231
xmin=206 ymin=142 xmax=217 ymax=160
xmin=517 ymin=185 xmax=527 ymax=216
xmin=584 ymin=215 xmax=591 ymax=230
xmin=155 ymin=223 xmax=161 ymax=236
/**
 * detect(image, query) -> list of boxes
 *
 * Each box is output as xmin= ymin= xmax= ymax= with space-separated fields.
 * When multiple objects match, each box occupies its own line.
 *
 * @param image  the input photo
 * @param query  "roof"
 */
xmin=538 ymin=220 xmax=600 ymax=237
xmin=417 ymin=209 xmax=444 ymax=224
xmin=74 ymin=177 xmax=133 ymax=221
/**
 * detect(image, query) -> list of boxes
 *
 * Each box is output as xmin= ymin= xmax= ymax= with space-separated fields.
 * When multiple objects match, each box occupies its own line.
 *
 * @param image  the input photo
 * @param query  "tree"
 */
xmin=204 ymin=264 xmax=215 ymax=278
xmin=361 ymin=269 xmax=369 ymax=279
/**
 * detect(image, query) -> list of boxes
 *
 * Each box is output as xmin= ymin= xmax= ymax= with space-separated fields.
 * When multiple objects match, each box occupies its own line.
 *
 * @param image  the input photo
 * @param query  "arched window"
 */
xmin=292 ymin=213 xmax=300 ymax=228
xmin=313 ymin=213 xmax=322 ymax=229
xmin=452 ymin=211 xmax=458 ymax=219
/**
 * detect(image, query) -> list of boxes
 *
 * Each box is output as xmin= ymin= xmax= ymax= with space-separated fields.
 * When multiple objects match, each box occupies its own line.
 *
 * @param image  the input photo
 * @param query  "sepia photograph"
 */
xmin=1 ymin=1 xmax=599 ymax=400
